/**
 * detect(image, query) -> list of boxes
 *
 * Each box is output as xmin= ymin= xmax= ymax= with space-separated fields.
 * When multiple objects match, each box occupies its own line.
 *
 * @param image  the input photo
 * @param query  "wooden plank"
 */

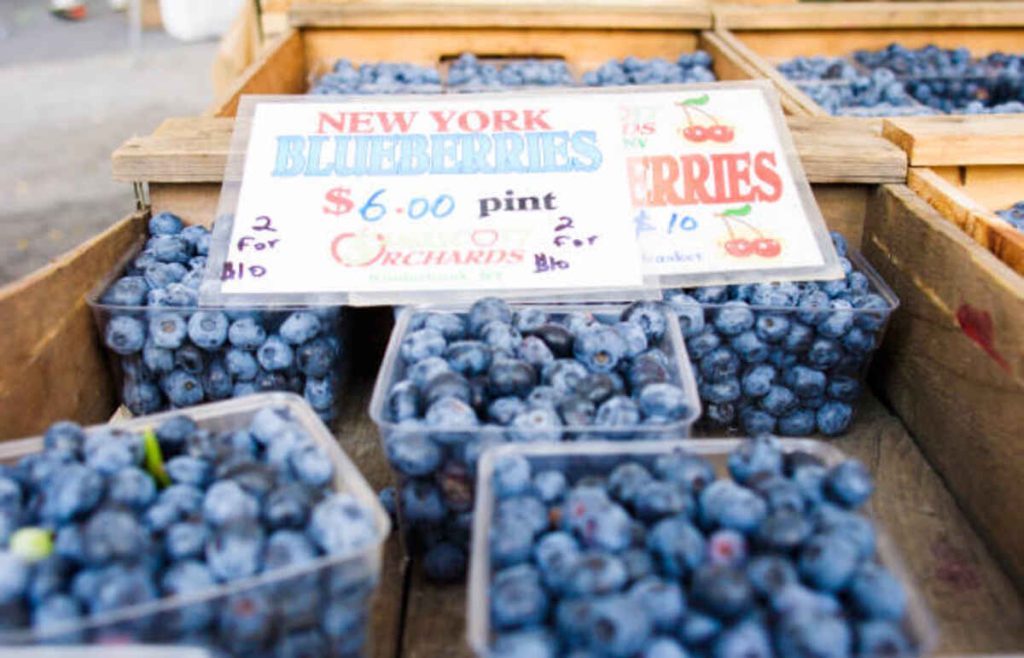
xmin=113 ymin=115 xmax=906 ymax=185
xmin=713 ymin=2 xmax=1024 ymax=30
xmin=727 ymin=28 xmax=1024 ymax=61
xmin=787 ymin=116 xmax=906 ymax=183
xmin=399 ymin=393 xmax=1024 ymax=656
xmin=883 ymin=115 xmax=1024 ymax=167
xmin=908 ymin=167 xmax=1024 ymax=275
xmin=290 ymin=0 xmax=711 ymax=30
xmin=812 ymin=183 xmax=869 ymax=248
xmin=150 ymin=182 xmax=223 ymax=227
xmin=0 ymin=212 xmax=147 ymax=440
xmin=864 ymin=183 xmax=1024 ymax=588
xmin=208 ymin=28 xmax=307 ymax=118
xmin=302 ymin=27 xmax=700 ymax=77
xmin=959 ymin=164 xmax=1024 ymax=212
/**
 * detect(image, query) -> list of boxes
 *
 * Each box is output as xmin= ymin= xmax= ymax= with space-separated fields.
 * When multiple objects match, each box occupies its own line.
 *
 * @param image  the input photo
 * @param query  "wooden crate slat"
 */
xmin=714 ymin=2 xmax=1024 ymax=30
xmin=0 ymin=213 xmax=147 ymax=439
xmin=865 ymin=183 xmax=1024 ymax=588
xmin=908 ymin=167 xmax=1024 ymax=275
xmin=883 ymin=116 xmax=1024 ymax=167
xmin=290 ymin=0 xmax=711 ymax=30
xmin=112 ymin=115 xmax=907 ymax=185
xmin=210 ymin=29 xmax=308 ymax=119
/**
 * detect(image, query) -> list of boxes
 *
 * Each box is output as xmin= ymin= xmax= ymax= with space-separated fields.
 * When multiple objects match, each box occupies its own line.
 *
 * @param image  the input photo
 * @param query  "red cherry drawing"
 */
xmin=683 ymin=125 xmax=708 ymax=143
xmin=754 ymin=238 xmax=781 ymax=258
xmin=708 ymin=125 xmax=735 ymax=143
xmin=725 ymin=238 xmax=754 ymax=257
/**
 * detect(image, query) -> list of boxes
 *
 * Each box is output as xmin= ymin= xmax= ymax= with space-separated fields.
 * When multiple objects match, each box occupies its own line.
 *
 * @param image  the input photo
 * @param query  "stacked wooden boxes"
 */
xmin=1 ymin=2 xmax=1023 ymax=655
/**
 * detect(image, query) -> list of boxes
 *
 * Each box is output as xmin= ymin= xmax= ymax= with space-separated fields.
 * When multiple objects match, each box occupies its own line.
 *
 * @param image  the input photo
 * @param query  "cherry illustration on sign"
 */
xmin=676 ymin=94 xmax=735 ymax=144
xmin=718 ymin=204 xmax=782 ymax=259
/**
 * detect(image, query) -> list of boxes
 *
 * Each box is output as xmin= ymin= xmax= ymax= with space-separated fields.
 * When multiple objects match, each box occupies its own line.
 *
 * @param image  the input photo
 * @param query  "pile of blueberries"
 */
xmin=665 ymin=233 xmax=893 ymax=438
xmin=447 ymin=53 xmax=576 ymax=91
xmin=0 ymin=406 xmax=381 ymax=656
xmin=581 ymin=52 xmax=717 ymax=86
xmin=309 ymin=59 xmax=443 ymax=95
xmin=997 ymin=201 xmax=1024 ymax=232
xmin=97 ymin=213 xmax=344 ymax=422
xmin=780 ymin=43 xmax=1024 ymax=116
xmin=484 ymin=437 xmax=919 ymax=658
xmin=381 ymin=299 xmax=695 ymax=580
xmin=309 ymin=51 xmax=717 ymax=94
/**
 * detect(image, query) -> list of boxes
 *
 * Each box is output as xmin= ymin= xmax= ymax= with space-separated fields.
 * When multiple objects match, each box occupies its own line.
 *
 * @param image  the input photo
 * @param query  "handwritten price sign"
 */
xmin=209 ymin=95 xmax=644 ymax=303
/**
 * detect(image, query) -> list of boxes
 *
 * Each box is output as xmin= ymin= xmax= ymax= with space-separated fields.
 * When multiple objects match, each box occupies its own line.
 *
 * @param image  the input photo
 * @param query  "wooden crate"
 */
xmin=713 ymin=2 xmax=1024 ymax=118
xmin=880 ymin=115 xmax=1024 ymax=274
xmin=207 ymin=0 xmax=749 ymax=118
xmin=1 ymin=185 xmax=1023 ymax=656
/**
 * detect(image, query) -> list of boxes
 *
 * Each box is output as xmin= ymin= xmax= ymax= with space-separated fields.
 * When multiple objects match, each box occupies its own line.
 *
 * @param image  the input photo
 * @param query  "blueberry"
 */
xmin=700 ymin=347 xmax=740 ymax=382
xmin=817 ymin=401 xmax=854 ymax=436
xmin=31 ymin=593 xmax=82 ymax=638
xmin=634 ymin=480 xmax=690 ymax=521
xmin=714 ymin=619 xmax=772 ymax=658
xmin=296 ymin=337 xmax=337 ymax=378
xmin=149 ymin=235 xmax=190 ymax=264
xmin=586 ymin=594 xmax=653 ymax=657
xmin=760 ymin=385 xmax=798 ymax=417
xmin=825 ymin=460 xmax=873 ymax=508
xmin=228 ymin=317 xmax=267 ymax=349
xmin=491 ymin=515 xmax=536 ymax=568
xmin=162 ymin=369 xmax=204 ymax=407
xmin=203 ymin=480 xmax=259 ymax=527
xmin=622 ymin=301 xmax=668 ymax=343
xmin=595 ymin=395 xmax=641 ymax=428
xmin=279 ymin=311 xmax=322 ymax=345
xmin=747 ymin=555 xmax=799 ymax=599
xmin=205 ymin=521 xmax=265 ymax=581
xmin=706 ymin=529 xmax=747 ymax=567
xmin=713 ymin=302 xmax=755 ymax=336
xmin=82 ymin=509 xmax=148 ymax=565
xmin=776 ymin=607 xmax=852 ymax=658
xmin=108 ymin=466 xmax=157 ymax=510
xmin=848 ymin=563 xmax=907 ymax=620
xmin=664 ymin=292 xmax=705 ymax=338
xmin=166 ymin=521 xmax=209 ymax=561
xmin=730 ymin=331 xmax=768 ymax=363
xmin=101 ymin=276 xmax=149 ymax=306
xmin=105 ymin=315 xmax=145 ymax=355
xmin=642 ymin=637 xmax=688 ymax=658
xmin=492 ymin=564 xmax=548 ymax=629
xmin=40 ymin=464 xmax=103 ymax=522
xmin=778 ymin=410 xmax=816 ymax=436
xmin=257 ymin=335 xmax=294 ymax=371
xmin=700 ymin=480 xmax=766 ymax=533
xmin=681 ymin=610 xmax=722 ymax=647
xmin=654 ymin=452 xmax=715 ymax=493
xmin=533 ymin=470 xmax=567 ymax=503
xmin=637 ymin=383 xmax=690 ymax=420
xmin=629 ymin=576 xmax=685 ymax=631
xmin=727 ymin=436 xmax=782 ymax=484
xmin=0 ymin=552 xmax=29 ymax=605
xmin=741 ymin=364 xmax=776 ymax=398
xmin=856 ymin=620 xmax=912 ymax=658
xmin=303 ymin=376 xmax=335 ymax=411
xmin=798 ymin=533 xmax=861 ymax=592
xmin=310 ymin=493 xmax=378 ymax=555
xmin=219 ymin=590 xmax=273 ymax=646
xmin=468 ymin=297 xmax=513 ymax=334
xmin=807 ymin=338 xmax=842 ymax=370
xmin=90 ymin=564 xmax=157 ymax=615
xmin=543 ymin=359 xmax=589 ymax=394
xmin=149 ymin=212 xmax=184 ymax=235
xmin=691 ymin=564 xmax=753 ymax=620
xmin=174 ymin=344 xmax=206 ymax=374
xmin=574 ymin=326 xmax=627 ymax=373
xmin=647 ymin=516 xmax=705 ymax=578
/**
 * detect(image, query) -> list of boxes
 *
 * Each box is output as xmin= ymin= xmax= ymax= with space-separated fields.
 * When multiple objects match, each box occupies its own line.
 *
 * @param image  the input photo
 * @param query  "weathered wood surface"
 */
xmin=714 ymin=2 xmax=1024 ymax=30
xmin=864 ymin=183 xmax=1024 ymax=590
xmin=289 ymin=0 xmax=711 ymax=30
xmin=112 ymin=115 xmax=906 ymax=185
xmin=907 ymin=167 xmax=1024 ymax=275
xmin=883 ymin=115 xmax=1024 ymax=167
xmin=0 ymin=212 xmax=146 ymax=440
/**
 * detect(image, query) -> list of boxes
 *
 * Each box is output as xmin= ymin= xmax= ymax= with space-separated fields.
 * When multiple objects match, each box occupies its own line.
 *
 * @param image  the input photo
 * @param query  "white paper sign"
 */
xmin=204 ymin=83 xmax=839 ymax=305
xmin=209 ymin=96 xmax=645 ymax=301
xmin=612 ymin=84 xmax=841 ymax=286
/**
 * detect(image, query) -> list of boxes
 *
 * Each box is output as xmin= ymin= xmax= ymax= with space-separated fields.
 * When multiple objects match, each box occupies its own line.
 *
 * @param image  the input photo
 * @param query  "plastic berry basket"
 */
xmin=0 ymin=392 xmax=390 ymax=656
xmin=367 ymin=303 xmax=701 ymax=564
xmin=676 ymin=249 xmax=899 ymax=438
xmin=87 ymin=239 xmax=349 ymax=425
xmin=467 ymin=439 xmax=938 ymax=657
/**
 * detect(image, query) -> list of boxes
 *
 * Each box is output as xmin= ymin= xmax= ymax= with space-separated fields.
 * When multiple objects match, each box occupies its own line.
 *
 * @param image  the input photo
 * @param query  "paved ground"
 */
xmin=0 ymin=0 xmax=218 ymax=283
